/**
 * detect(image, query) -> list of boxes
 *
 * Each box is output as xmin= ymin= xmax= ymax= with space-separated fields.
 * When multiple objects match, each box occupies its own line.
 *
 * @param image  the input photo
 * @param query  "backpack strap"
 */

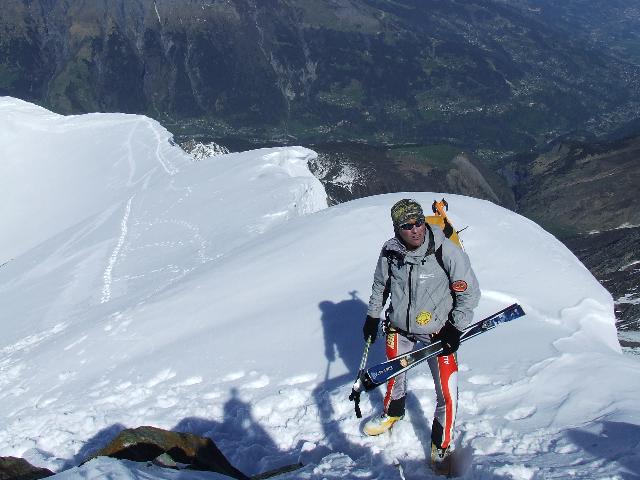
xmin=420 ymin=223 xmax=436 ymax=264
xmin=442 ymin=217 xmax=455 ymax=239
xmin=426 ymin=223 xmax=457 ymax=312
xmin=381 ymin=248 xmax=397 ymax=307
xmin=434 ymin=244 xmax=457 ymax=310
xmin=434 ymin=245 xmax=448 ymax=280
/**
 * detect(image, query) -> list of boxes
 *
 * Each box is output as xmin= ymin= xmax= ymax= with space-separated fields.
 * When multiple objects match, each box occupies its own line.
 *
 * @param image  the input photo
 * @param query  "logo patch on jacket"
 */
xmin=451 ymin=280 xmax=468 ymax=292
xmin=416 ymin=311 xmax=432 ymax=326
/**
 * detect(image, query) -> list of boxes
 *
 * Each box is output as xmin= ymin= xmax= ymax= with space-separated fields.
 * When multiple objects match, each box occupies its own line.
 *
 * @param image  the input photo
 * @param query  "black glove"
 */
xmin=434 ymin=320 xmax=462 ymax=355
xmin=363 ymin=315 xmax=380 ymax=343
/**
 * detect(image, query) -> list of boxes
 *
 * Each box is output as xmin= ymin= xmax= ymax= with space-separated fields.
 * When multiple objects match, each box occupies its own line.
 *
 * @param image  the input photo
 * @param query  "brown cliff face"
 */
xmin=0 ymin=0 xmax=287 ymax=118
xmin=517 ymin=135 xmax=640 ymax=236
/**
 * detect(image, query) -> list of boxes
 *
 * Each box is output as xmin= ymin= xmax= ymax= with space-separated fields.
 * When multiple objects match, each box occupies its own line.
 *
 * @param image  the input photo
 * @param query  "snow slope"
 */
xmin=1 ymin=98 xmax=639 ymax=480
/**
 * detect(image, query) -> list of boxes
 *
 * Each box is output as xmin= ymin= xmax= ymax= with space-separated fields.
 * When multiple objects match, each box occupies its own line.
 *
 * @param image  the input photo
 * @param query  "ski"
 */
xmin=354 ymin=303 xmax=525 ymax=393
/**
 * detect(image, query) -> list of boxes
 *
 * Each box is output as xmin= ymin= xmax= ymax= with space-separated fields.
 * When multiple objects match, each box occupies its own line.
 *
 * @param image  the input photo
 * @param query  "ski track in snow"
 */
xmin=124 ymin=120 xmax=139 ymax=186
xmin=101 ymin=196 xmax=134 ymax=303
xmin=0 ymin=323 xmax=68 ymax=357
xmin=144 ymin=118 xmax=178 ymax=176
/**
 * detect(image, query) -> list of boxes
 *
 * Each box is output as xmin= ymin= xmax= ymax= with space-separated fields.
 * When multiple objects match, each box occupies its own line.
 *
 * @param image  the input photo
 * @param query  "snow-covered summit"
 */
xmin=1 ymin=99 xmax=639 ymax=479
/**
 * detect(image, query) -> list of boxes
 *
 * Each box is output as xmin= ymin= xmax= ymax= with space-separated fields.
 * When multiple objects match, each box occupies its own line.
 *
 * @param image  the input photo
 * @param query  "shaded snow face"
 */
xmin=1 ymin=98 xmax=639 ymax=480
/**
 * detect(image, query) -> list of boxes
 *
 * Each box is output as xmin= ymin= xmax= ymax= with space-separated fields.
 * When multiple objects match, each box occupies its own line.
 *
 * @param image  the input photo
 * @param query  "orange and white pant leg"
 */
xmin=383 ymin=330 xmax=414 ymax=417
xmin=428 ymin=353 xmax=459 ymax=449
xmin=383 ymin=331 xmax=459 ymax=447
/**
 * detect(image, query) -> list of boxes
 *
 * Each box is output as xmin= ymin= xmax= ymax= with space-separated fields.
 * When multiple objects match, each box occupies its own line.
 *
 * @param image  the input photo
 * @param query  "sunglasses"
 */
xmin=399 ymin=218 xmax=425 ymax=230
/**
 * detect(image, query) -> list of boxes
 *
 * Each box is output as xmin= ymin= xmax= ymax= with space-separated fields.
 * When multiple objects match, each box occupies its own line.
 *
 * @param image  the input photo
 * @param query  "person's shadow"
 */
xmin=70 ymin=389 xmax=297 ymax=478
xmin=313 ymin=291 xmax=386 ymax=459
xmin=319 ymin=291 xmax=386 ymax=381
xmin=174 ymin=388 xmax=300 ymax=477
xmin=566 ymin=420 xmax=640 ymax=479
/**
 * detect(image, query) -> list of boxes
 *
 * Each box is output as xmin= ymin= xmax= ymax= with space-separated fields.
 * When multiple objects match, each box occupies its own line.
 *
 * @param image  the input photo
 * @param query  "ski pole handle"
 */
xmin=348 ymin=384 xmax=363 ymax=418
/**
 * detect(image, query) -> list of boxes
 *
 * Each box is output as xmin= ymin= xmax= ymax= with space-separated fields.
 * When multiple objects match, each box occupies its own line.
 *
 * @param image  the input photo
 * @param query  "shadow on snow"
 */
xmin=567 ymin=420 xmax=640 ymax=479
xmin=64 ymin=291 xmax=516 ymax=479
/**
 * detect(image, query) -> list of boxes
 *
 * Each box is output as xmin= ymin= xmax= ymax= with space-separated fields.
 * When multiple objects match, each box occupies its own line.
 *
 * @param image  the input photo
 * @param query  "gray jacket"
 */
xmin=367 ymin=225 xmax=480 ymax=335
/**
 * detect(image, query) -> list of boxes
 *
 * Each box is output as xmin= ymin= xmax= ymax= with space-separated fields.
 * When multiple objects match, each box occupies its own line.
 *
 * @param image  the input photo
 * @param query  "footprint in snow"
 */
xmin=222 ymin=371 xmax=245 ymax=382
xmin=203 ymin=391 xmax=222 ymax=400
xmin=467 ymin=375 xmax=493 ymax=385
xmin=243 ymin=374 xmax=270 ymax=389
xmin=145 ymin=369 xmax=176 ymax=387
xmin=504 ymin=406 xmax=537 ymax=421
xmin=177 ymin=376 xmax=203 ymax=387
xmin=156 ymin=396 xmax=179 ymax=409
xmin=279 ymin=373 xmax=317 ymax=386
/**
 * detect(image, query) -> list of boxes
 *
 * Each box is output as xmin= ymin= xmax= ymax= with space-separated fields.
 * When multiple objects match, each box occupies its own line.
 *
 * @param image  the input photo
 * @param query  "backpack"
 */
xmin=426 ymin=198 xmax=463 ymax=249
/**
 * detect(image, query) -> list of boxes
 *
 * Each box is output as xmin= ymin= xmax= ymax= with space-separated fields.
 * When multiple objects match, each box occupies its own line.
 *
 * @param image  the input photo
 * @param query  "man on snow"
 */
xmin=363 ymin=198 xmax=480 ymax=469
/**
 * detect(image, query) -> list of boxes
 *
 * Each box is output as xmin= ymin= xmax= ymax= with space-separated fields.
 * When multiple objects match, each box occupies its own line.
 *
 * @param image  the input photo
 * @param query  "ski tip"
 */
xmin=503 ymin=302 xmax=525 ymax=318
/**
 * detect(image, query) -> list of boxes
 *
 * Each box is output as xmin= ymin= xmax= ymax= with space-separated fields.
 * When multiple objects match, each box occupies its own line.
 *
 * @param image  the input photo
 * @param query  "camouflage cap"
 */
xmin=390 ymin=199 xmax=424 ymax=226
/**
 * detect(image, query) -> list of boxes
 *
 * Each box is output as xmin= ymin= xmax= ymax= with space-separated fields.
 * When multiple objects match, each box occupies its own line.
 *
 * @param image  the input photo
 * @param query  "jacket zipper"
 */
xmin=406 ymin=264 xmax=414 ymax=333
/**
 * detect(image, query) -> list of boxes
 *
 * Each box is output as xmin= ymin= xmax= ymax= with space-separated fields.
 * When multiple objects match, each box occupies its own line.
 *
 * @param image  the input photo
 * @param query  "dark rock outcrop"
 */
xmin=0 ymin=457 xmax=53 ymax=480
xmin=86 ymin=426 xmax=248 ymax=479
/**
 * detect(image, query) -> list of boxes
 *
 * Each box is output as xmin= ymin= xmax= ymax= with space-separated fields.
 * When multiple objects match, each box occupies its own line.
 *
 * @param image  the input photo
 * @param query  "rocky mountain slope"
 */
xmin=1 ymin=0 xmax=639 ymax=152
xmin=564 ymin=227 xmax=640 ymax=332
xmin=516 ymin=134 xmax=640 ymax=236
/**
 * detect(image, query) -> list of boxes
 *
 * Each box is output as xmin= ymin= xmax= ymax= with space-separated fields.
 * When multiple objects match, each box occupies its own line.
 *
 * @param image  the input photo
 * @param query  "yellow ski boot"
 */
xmin=363 ymin=413 xmax=403 ymax=436
xmin=431 ymin=442 xmax=452 ymax=476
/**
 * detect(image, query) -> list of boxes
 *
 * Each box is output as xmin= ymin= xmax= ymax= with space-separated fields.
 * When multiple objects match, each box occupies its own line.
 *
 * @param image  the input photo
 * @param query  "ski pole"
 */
xmin=348 ymin=339 xmax=371 ymax=418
